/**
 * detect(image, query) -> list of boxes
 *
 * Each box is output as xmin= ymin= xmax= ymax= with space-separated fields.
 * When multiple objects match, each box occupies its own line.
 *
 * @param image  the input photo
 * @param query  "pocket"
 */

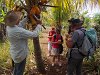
xmin=71 ymin=48 xmax=84 ymax=59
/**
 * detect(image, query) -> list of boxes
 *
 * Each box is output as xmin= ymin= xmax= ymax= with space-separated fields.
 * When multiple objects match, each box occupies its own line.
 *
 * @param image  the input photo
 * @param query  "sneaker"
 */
xmin=58 ymin=63 xmax=62 ymax=66
xmin=52 ymin=63 xmax=55 ymax=66
xmin=47 ymin=54 xmax=51 ymax=57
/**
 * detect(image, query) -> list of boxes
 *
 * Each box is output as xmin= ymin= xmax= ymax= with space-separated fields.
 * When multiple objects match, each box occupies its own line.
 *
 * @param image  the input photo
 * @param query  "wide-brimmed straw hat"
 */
xmin=4 ymin=11 xmax=22 ymax=26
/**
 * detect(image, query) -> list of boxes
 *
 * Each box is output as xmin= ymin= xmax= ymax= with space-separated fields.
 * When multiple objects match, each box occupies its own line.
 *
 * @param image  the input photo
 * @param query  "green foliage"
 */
xmin=93 ymin=14 xmax=100 ymax=46
xmin=0 ymin=39 xmax=34 ymax=72
xmin=0 ymin=41 xmax=10 ymax=67
xmin=83 ymin=48 xmax=100 ymax=75
xmin=52 ymin=8 xmax=60 ymax=21
xmin=0 ymin=0 xmax=21 ymax=23
xmin=83 ymin=17 xmax=91 ymax=28
xmin=93 ymin=13 xmax=100 ymax=25
xmin=0 ymin=8 xmax=6 ymax=23
xmin=79 ymin=11 xmax=93 ymax=28
xmin=41 ymin=12 xmax=54 ymax=26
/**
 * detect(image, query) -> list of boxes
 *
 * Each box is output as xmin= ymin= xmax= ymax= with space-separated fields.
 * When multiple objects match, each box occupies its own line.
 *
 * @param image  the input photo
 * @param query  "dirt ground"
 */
xmin=0 ymin=27 xmax=68 ymax=75
xmin=39 ymin=27 xmax=67 ymax=75
xmin=0 ymin=27 xmax=97 ymax=75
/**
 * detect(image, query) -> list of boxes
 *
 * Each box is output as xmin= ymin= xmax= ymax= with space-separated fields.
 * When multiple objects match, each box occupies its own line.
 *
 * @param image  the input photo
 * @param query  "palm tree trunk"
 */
xmin=33 ymin=37 xmax=46 ymax=74
xmin=24 ymin=0 xmax=46 ymax=74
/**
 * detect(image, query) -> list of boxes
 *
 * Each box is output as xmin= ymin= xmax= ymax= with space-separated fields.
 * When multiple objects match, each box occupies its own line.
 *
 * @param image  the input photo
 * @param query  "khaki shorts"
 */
xmin=48 ymin=42 xmax=52 ymax=51
xmin=51 ymin=48 xmax=59 ymax=55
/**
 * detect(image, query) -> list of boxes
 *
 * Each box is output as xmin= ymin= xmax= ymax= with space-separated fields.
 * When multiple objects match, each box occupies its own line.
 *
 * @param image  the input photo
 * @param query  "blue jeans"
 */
xmin=13 ymin=58 xmax=26 ymax=75
xmin=67 ymin=58 xmax=83 ymax=75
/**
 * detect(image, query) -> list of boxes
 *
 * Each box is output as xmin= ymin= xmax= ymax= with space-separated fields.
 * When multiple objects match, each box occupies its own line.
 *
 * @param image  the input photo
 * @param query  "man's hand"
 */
xmin=66 ymin=37 xmax=73 ymax=48
xmin=37 ymin=20 xmax=42 ymax=24
xmin=65 ymin=34 xmax=72 ymax=40
xmin=57 ymin=40 xmax=61 ymax=44
xmin=37 ymin=19 xmax=46 ymax=30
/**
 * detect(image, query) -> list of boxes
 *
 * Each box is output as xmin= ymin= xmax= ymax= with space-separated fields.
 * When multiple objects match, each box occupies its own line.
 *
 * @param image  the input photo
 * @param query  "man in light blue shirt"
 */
xmin=5 ymin=11 xmax=42 ymax=75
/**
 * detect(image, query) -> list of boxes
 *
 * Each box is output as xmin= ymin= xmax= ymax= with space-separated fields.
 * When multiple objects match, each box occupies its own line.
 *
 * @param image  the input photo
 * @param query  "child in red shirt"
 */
xmin=51 ymin=29 xmax=62 ymax=66
xmin=48 ymin=27 xmax=56 ymax=56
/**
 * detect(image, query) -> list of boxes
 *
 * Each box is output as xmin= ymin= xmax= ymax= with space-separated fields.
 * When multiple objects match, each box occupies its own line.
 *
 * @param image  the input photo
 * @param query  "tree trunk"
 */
xmin=0 ymin=23 xmax=6 ymax=43
xmin=24 ymin=0 xmax=46 ymax=74
xmin=33 ymin=37 xmax=46 ymax=74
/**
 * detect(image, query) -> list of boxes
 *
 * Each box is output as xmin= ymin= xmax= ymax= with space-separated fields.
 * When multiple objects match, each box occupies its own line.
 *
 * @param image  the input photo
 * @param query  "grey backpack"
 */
xmin=77 ymin=29 xmax=97 ymax=56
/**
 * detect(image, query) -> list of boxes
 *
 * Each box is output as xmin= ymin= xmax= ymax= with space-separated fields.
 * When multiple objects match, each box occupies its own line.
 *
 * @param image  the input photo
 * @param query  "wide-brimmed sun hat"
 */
xmin=4 ymin=11 xmax=22 ymax=26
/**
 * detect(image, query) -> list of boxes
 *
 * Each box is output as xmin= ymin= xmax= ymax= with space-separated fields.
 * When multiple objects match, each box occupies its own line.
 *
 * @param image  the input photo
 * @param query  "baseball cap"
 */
xmin=71 ymin=19 xmax=82 ymax=24
xmin=68 ymin=18 xmax=75 ymax=22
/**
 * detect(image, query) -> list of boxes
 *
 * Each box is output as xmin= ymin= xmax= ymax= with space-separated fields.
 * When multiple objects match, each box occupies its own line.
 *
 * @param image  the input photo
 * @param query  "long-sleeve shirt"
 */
xmin=6 ymin=18 xmax=42 ymax=63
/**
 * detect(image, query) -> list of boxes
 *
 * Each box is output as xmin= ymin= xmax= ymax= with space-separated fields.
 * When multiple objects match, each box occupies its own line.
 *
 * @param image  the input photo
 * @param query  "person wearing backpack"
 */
xmin=66 ymin=19 xmax=85 ymax=75
xmin=51 ymin=28 xmax=63 ymax=66
xmin=48 ymin=27 xmax=56 ymax=56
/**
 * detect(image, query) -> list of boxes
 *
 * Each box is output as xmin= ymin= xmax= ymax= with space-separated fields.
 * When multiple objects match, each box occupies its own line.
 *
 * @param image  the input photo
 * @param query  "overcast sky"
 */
xmin=82 ymin=4 xmax=100 ymax=17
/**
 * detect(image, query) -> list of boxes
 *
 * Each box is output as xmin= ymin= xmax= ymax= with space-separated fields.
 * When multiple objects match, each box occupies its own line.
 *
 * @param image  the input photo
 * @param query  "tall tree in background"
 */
xmin=49 ymin=0 xmax=82 ymax=31
xmin=49 ymin=0 xmax=100 ymax=28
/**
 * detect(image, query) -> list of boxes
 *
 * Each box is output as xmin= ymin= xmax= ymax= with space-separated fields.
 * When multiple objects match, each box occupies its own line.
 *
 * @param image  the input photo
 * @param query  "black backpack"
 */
xmin=53 ymin=34 xmax=63 ymax=54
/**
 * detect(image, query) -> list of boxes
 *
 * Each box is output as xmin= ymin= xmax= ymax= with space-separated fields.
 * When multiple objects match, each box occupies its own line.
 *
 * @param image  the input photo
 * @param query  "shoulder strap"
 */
xmin=75 ymin=30 xmax=87 ymax=56
xmin=75 ymin=29 xmax=86 ymax=48
xmin=60 ymin=35 xmax=63 ymax=43
xmin=53 ymin=34 xmax=56 ymax=42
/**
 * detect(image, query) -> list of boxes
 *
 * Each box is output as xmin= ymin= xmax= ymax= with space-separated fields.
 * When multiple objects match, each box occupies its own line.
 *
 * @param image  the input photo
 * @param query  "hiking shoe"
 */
xmin=52 ymin=63 xmax=55 ymax=66
xmin=58 ymin=63 xmax=62 ymax=66
xmin=47 ymin=54 xmax=51 ymax=57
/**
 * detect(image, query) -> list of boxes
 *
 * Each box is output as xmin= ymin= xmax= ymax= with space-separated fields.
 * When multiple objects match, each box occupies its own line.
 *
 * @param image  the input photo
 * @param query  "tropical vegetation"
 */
xmin=0 ymin=0 xmax=100 ymax=75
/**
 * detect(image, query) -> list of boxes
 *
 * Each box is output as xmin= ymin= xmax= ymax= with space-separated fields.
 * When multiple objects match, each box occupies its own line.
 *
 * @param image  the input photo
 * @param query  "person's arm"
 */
xmin=52 ymin=35 xmax=61 ymax=44
xmin=18 ymin=17 xmax=28 ymax=28
xmin=48 ymin=36 xmax=52 ymax=38
xmin=52 ymin=41 xmax=58 ymax=44
xmin=57 ymin=35 xmax=62 ymax=44
xmin=47 ymin=32 xmax=51 ymax=38
xmin=57 ymin=40 xmax=62 ymax=44
xmin=66 ymin=37 xmax=73 ymax=48
xmin=19 ymin=24 xmax=42 ymax=38
xmin=66 ymin=31 xmax=79 ymax=48
xmin=51 ymin=35 xmax=57 ymax=44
